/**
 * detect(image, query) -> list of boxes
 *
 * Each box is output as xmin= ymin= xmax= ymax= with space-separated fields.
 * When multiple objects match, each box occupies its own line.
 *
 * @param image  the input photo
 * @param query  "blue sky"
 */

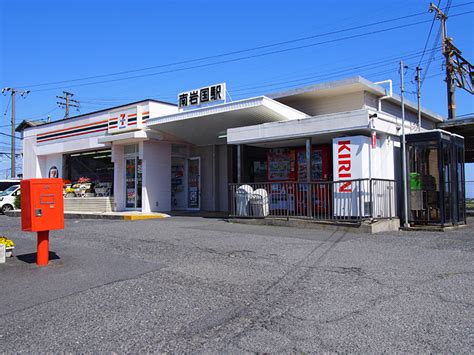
xmin=1 ymin=0 xmax=473 ymax=194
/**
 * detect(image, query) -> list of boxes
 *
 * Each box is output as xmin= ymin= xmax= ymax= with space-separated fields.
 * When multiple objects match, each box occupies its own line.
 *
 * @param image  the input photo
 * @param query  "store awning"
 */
xmin=227 ymin=109 xmax=371 ymax=146
xmin=145 ymin=96 xmax=309 ymax=145
xmin=97 ymin=130 xmax=163 ymax=145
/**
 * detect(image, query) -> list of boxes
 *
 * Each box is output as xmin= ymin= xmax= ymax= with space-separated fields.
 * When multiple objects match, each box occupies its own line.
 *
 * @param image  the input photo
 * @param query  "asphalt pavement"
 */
xmin=0 ymin=215 xmax=473 ymax=352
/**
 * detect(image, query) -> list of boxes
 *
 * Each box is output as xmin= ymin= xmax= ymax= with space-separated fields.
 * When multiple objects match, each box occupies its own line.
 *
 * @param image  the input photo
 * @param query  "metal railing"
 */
xmin=229 ymin=179 xmax=397 ymax=222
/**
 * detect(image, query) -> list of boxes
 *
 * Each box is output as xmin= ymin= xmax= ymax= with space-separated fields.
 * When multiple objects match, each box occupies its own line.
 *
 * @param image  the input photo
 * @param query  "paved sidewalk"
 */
xmin=0 ymin=216 xmax=472 ymax=352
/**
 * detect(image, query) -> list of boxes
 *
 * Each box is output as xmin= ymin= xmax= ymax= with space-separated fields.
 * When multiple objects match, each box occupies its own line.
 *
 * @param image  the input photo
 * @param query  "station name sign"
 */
xmin=178 ymin=83 xmax=226 ymax=110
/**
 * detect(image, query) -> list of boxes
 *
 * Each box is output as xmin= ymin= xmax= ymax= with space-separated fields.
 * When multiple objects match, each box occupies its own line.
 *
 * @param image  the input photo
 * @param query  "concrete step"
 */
xmin=64 ymin=197 xmax=114 ymax=213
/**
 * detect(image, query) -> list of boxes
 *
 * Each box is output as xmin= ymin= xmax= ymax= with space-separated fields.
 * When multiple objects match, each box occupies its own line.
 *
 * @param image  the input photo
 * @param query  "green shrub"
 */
xmin=14 ymin=194 xmax=21 ymax=210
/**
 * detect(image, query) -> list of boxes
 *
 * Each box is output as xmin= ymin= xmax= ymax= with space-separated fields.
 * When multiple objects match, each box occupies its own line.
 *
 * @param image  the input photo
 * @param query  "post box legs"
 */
xmin=37 ymin=231 xmax=49 ymax=266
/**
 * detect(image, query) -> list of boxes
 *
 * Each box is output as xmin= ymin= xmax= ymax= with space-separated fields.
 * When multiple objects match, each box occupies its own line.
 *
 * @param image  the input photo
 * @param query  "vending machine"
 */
xmin=267 ymin=148 xmax=297 ymax=212
xmin=295 ymin=145 xmax=332 ymax=215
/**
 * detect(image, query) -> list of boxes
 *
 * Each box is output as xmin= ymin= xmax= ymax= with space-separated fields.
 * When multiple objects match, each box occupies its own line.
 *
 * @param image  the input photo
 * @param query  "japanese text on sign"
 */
xmin=178 ymin=83 xmax=226 ymax=109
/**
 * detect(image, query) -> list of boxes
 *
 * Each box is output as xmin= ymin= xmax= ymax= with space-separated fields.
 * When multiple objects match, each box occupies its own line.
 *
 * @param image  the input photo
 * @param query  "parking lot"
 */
xmin=1 ymin=215 xmax=473 ymax=352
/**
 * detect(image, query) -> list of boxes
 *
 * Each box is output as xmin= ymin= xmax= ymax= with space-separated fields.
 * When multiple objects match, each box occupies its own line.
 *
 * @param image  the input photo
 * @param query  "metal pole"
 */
xmin=11 ymin=89 xmax=16 ymax=178
xmin=430 ymin=2 xmax=455 ymax=119
xmin=37 ymin=231 xmax=49 ymax=266
xmin=237 ymin=144 xmax=241 ymax=184
xmin=400 ymin=60 xmax=410 ymax=228
xmin=416 ymin=66 xmax=422 ymax=131
xmin=306 ymin=137 xmax=312 ymax=218
xmin=65 ymin=93 xmax=69 ymax=118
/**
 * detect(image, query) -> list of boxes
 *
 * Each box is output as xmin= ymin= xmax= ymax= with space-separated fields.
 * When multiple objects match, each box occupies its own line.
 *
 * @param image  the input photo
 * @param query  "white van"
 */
xmin=0 ymin=184 xmax=20 ymax=214
xmin=0 ymin=179 xmax=21 ymax=193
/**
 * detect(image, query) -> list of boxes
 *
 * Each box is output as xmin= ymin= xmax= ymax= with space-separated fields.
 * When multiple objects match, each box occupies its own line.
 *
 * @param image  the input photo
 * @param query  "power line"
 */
xmin=75 ymin=46 xmax=441 ymax=105
xmin=17 ymin=106 xmax=58 ymax=121
xmin=75 ymin=51 xmax=444 ymax=111
xmin=16 ymin=3 xmax=474 ymax=91
xmin=230 ymin=49 xmax=442 ymax=94
xmin=418 ymin=0 xmax=442 ymax=67
xmin=63 ymin=49 xmax=443 ymax=110
xmin=28 ymin=12 xmax=472 ymax=93
xmin=232 ymin=57 xmax=445 ymax=99
xmin=2 ymin=95 xmax=12 ymax=117
xmin=0 ymin=131 xmax=23 ymax=140
xmin=422 ymin=0 xmax=454 ymax=87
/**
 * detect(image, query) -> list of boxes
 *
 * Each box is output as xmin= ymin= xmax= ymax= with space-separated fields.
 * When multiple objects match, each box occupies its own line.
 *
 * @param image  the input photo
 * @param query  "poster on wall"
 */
xmin=188 ymin=188 xmax=198 ymax=208
xmin=267 ymin=148 xmax=296 ymax=181
xmin=48 ymin=166 xmax=59 ymax=178
xmin=127 ymin=188 xmax=136 ymax=205
xmin=311 ymin=150 xmax=323 ymax=180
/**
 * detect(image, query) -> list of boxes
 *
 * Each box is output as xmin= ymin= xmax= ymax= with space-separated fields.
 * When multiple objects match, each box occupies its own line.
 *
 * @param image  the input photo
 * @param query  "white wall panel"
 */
xmin=142 ymin=141 xmax=171 ymax=212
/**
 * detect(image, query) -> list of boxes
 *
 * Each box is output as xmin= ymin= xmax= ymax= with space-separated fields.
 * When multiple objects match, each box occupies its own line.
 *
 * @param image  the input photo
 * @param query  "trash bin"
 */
xmin=250 ymin=188 xmax=269 ymax=217
xmin=235 ymin=185 xmax=253 ymax=216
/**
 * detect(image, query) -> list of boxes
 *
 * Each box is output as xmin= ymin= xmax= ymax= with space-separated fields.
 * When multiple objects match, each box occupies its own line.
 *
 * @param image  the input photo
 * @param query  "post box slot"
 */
xmin=40 ymin=194 xmax=55 ymax=205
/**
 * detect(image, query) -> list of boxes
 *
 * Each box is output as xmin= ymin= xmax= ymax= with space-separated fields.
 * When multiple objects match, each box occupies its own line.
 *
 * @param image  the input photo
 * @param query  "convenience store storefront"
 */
xmin=20 ymin=77 xmax=465 ymax=225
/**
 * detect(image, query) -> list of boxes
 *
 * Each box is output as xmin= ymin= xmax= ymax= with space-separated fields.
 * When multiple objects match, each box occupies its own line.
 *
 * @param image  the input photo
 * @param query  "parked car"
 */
xmin=0 ymin=184 xmax=20 ymax=214
xmin=0 ymin=179 xmax=20 ymax=193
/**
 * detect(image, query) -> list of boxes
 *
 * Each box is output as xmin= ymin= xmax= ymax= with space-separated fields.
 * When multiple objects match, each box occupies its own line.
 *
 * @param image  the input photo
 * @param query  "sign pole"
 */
xmin=400 ymin=60 xmax=410 ymax=228
xmin=37 ymin=231 xmax=49 ymax=266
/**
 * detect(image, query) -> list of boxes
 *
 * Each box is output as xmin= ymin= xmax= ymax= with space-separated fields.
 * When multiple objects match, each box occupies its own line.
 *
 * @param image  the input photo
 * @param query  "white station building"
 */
xmin=19 ymin=76 xmax=466 ymax=226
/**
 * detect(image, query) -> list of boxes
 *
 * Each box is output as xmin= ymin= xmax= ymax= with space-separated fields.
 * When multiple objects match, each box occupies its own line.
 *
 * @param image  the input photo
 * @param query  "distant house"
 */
xmin=15 ymin=119 xmax=48 ymax=135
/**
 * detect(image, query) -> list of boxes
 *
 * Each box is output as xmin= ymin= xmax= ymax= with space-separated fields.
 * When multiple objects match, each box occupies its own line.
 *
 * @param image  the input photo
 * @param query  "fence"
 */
xmin=229 ymin=179 xmax=397 ymax=222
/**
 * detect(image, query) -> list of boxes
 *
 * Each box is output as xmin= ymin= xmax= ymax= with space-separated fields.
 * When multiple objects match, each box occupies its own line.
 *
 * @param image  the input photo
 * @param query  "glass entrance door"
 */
xmin=125 ymin=157 xmax=142 ymax=209
xmin=187 ymin=157 xmax=200 ymax=210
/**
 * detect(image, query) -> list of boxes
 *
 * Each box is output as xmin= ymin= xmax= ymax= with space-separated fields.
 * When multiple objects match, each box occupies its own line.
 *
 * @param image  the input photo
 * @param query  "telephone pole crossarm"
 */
xmin=56 ymin=91 xmax=80 ymax=118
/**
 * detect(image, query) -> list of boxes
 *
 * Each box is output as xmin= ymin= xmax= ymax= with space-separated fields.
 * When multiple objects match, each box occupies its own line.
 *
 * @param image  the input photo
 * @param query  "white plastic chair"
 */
xmin=235 ymin=185 xmax=254 ymax=216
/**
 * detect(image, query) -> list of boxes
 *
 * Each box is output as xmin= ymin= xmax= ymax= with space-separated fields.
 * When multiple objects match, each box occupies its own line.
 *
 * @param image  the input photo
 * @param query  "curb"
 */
xmin=226 ymin=217 xmax=400 ymax=234
xmin=4 ymin=210 xmax=169 ymax=221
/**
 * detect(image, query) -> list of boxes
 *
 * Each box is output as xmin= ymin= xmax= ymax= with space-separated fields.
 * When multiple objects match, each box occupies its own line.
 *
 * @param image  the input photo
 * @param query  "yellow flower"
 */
xmin=0 ymin=236 xmax=15 ymax=248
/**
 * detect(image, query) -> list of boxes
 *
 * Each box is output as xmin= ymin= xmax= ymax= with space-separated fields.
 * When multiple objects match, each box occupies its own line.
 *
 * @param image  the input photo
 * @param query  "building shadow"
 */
xmin=16 ymin=251 xmax=60 ymax=264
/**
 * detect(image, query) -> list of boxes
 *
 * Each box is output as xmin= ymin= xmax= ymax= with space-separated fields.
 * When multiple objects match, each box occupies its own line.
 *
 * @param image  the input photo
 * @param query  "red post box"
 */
xmin=20 ymin=178 xmax=64 ymax=266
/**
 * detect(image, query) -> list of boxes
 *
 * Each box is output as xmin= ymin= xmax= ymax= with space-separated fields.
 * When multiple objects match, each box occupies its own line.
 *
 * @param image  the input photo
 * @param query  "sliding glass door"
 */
xmin=125 ymin=156 xmax=142 ymax=209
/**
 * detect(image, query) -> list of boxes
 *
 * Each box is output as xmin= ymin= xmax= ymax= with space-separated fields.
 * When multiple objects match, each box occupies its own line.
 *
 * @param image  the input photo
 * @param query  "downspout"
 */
xmin=370 ymin=79 xmax=392 ymax=220
xmin=374 ymin=79 xmax=393 ymax=111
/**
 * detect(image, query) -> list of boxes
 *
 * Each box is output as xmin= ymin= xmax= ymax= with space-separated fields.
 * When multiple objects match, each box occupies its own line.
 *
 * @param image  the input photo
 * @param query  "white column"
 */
xmin=111 ymin=144 xmax=125 ymax=211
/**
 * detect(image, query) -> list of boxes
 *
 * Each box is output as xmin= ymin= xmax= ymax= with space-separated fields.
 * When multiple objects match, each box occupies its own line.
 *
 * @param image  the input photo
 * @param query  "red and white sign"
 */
xmin=337 ymin=140 xmax=352 ymax=193
xmin=371 ymin=131 xmax=377 ymax=149
xmin=108 ymin=107 xmax=141 ymax=133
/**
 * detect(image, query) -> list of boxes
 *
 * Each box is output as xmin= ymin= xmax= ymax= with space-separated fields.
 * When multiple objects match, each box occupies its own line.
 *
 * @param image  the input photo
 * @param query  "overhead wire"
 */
xmin=27 ymin=12 xmax=472 ymax=94
xmin=17 ymin=7 xmax=474 ymax=92
xmin=232 ymin=56 xmax=445 ymax=99
xmin=422 ymin=0 xmax=454 ymax=86
xmin=2 ymin=95 xmax=12 ymax=117
xmin=418 ymin=0 xmax=442 ymax=67
xmin=70 ymin=47 xmax=442 ymax=107
xmin=13 ymin=2 xmax=472 ymax=89
xmin=0 ymin=132 xmax=23 ymax=140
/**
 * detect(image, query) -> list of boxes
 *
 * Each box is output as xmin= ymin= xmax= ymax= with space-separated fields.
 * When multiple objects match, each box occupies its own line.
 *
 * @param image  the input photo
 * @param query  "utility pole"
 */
xmin=429 ymin=2 xmax=455 ymax=118
xmin=428 ymin=2 xmax=474 ymax=120
xmin=56 ymin=91 xmax=79 ymax=118
xmin=2 ymin=87 xmax=29 ymax=178
xmin=415 ymin=66 xmax=422 ymax=130
xmin=400 ymin=60 xmax=410 ymax=228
